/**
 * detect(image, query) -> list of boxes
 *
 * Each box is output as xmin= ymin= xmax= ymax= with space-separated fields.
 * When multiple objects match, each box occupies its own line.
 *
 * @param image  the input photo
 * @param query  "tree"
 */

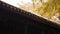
xmin=32 ymin=0 xmax=60 ymax=22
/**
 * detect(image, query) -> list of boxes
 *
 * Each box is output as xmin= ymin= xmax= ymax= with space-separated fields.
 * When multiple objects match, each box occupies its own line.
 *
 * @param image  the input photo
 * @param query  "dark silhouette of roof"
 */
xmin=0 ymin=1 xmax=60 ymax=29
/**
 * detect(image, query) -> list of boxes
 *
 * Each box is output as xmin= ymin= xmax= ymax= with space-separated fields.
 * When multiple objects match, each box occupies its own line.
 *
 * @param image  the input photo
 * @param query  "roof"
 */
xmin=0 ymin=1 xmax=60 ymax=29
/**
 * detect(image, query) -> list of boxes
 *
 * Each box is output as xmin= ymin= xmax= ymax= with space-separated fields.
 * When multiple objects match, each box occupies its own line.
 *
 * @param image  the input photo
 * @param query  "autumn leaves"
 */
xmin=32 ymin=0 xmax=60 ymax=23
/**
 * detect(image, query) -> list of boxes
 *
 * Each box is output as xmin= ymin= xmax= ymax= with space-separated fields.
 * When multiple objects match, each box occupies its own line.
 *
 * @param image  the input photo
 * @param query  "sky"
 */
xmin=1 ymin=0 xmax=32 ymax=7
xmin=1 ymin=0 xmax=47 ymax=7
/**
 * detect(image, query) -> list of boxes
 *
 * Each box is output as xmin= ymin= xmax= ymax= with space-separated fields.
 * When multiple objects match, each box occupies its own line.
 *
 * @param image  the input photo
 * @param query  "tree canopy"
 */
xmin=32 ymin=0 xmax=60 ymax=22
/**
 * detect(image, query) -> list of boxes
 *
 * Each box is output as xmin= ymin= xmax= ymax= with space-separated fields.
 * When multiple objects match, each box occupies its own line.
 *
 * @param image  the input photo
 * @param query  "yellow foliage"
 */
xmin=32 ymin=0 xmax=60 ymax=22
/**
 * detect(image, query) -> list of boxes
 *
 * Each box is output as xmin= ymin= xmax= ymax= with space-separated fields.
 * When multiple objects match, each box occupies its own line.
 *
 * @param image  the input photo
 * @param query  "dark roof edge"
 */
xmin=0 ymin=1 xmax=60 ymax=29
